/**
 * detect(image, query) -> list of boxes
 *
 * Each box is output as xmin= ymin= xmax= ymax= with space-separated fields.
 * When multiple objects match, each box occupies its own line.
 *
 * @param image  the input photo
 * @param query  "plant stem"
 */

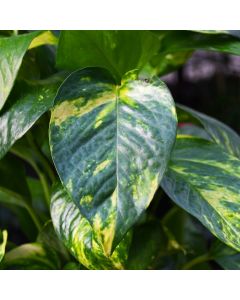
xmin=181 ymin=253 xmax=211 ymax=270
xmin=25 ymin=205 xmax=42 ymax=231
xmin=10 ymin=148 xmax=50 ymax=207
xmin=26 ymin=132 xmax=55 ymax=183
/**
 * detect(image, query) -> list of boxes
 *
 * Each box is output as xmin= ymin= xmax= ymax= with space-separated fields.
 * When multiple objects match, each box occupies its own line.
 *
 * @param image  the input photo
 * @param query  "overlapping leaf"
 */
xmin=56 ymin=31 xmax=160 ymax=82
xmin=177 ymin=104 xmax=240 ymax=158
xmin=0 ymin=243 xmax=60 ymax=270
xmin=153 ymin=30 xmax=240 ymax=56
xmin=161 ymin=136 xmax=240 ymax=252
xmin=0 ymin=77 xmax=62 ymax=160
xmin=51 ymin=183 xmax=131 ymax=270
xmin=49 ymin=67 xmax=177 ymax=254
xmin=0 ymin=31 xmax=57 ymax=111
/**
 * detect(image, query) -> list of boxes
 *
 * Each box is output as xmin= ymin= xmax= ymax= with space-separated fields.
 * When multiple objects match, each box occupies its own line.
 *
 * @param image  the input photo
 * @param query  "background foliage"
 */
xmin=0 ymin=30 xmax=240 ymax=270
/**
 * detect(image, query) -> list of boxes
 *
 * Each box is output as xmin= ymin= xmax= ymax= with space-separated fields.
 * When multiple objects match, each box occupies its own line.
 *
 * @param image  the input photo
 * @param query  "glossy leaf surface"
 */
xmin=0 ymin=78 xmax=61 ymax=160
xmin=57 ymin=31 xmax=160 ymax=81
xmin=50 ymin=183 xmax=131 ymax=270
xmin=0 ymin=31 xmax=40 ymax=110
xmin=177 ymin=104 xmax=240 ymax=158
xmin=29 ymin=31 xmax=58 ymax=49
xmin=161 ymin=136 xmax=240 ymax=252
xmin=0 ymin=230 xmax=7 ymax=262
xmin=49 ymin=67 xmax=177 ymax=254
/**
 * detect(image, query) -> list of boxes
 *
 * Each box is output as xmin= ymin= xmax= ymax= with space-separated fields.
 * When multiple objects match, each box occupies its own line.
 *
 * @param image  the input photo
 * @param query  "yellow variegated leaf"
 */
xmin=49 ymin=67 xmax=177 ymax=254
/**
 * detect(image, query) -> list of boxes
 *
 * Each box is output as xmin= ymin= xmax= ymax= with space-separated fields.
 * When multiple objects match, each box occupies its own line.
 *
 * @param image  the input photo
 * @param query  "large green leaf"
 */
xmin=177 ymin=104 xmax=240 ymax=159
xmin=0 ymin=77 xmax=61 ymax=160
xmin=0 ymin=31 xmax=56 ymax=111
xmin=0 ymin=243 xmax=60 ymax=270
xmin=153 ymin=30 xmax=240 ymax=56
xmin=0 ymin=229 xmax=7 ymax=262
xmin=49 ymin=67 xmax=177 ymax=254
xmin=51 ymin=183 xmax=131 ymax=270
xmin=161 ymin=136 xmax=240 ymax=252
xmin=56 ymin=31 xmax=160 ymax=82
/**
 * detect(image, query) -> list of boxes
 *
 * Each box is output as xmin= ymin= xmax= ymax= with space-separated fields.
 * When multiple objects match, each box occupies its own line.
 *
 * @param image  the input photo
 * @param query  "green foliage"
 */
xmin=0 ymin=30 xmax=240 ymax=269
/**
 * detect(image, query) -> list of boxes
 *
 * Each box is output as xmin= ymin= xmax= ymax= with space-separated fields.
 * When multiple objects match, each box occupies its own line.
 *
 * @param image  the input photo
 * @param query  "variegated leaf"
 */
xmin=0 ymin=230 xmax=7 ymax=263
xmin=177 ymin=104 xmax=240 ymax=158
xmin=0 ymin=77 xmax=62 ymax=160
xmin=0 ymin=31 xmax=56 ymax=111
xmin=51 ymin=183 xmax=131 ymax=270
xmin=161 ymin=136 xmax=240 ymax=252
xmin=49 ymin=67 xmax=177 ymax=254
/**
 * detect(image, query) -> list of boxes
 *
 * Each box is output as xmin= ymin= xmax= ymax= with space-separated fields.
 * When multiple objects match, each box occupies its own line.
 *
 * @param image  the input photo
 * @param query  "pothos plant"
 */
xmin=0 ymin=30 xmax=240 ymax=270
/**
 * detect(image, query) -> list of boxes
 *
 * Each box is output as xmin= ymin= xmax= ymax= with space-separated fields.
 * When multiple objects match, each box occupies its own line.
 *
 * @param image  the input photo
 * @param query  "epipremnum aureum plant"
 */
xmin=0 ymin=30 xmax=240 ymax=270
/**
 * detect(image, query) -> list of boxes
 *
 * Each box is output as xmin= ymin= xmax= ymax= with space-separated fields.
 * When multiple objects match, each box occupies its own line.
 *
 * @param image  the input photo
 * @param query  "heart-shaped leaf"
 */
xmin=57 ymin=31 xmax=160 ymax=82
xmin=49 ymin=67 xmax=177 ymax=254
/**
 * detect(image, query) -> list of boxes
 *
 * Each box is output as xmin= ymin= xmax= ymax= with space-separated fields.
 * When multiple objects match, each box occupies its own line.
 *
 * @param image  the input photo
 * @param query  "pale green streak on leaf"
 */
xmin=56 ymin=31 xmax=160 ymax=82
xmin=50 ymin=183 xmax=131 ymax=270
xmin=0 ymin=243 xmax=60 ymax=270
xmin=177 ymin=104 xmax=240 ymax=159
xmin=49 ymin=67 xmax=177 ymax=254
xmin=161 ymin=136 xmax=240 ymax=252
xmin=29 ymin=31 xmax=58 ymax=49
xmin=0 ymin=31 xmax=41 ymax=111
xmin=0 ymin=79 xmax=60 ymax=160
xmin=0 ymin=230 xmax=8 ymax=262
xmin=177 ymin=124 xmax=211 ymax=140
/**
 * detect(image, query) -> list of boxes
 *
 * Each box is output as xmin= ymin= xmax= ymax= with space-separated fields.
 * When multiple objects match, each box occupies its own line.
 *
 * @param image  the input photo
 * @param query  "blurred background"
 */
xmin=163 ymin=50 xmax=240 ymax=134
